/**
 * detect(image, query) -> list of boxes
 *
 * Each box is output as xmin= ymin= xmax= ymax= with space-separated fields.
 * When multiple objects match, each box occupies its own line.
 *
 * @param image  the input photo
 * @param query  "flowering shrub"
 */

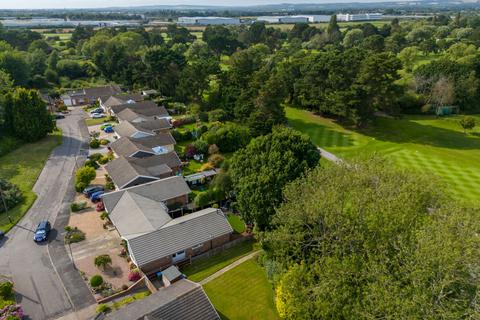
xmin=0 ymin=304 xmax=24 ymax=320
xmin=128 ymin=270 xmax=141 ymax=282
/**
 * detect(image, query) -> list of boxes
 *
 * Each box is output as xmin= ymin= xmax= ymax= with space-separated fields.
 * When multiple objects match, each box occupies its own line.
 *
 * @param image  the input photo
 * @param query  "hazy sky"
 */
xmin=0 ymin=0 xmax=388 ymax=10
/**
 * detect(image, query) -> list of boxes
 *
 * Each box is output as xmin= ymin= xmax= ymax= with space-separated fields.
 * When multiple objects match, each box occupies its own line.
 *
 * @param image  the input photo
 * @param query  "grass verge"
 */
xmin=0 ymin=130 xmax=62 ymax=233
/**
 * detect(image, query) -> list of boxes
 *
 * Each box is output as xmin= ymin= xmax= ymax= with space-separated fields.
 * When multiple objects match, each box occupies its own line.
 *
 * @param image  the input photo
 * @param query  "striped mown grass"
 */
xmin=286 ymin=107 xmax=480 ymax=204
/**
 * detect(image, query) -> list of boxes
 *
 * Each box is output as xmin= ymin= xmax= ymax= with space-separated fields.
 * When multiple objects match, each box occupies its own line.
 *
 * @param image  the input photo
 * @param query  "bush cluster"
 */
xmin=0 ymin=179 xmax=23 ymax=213
xmin=90 ymin=275 xmax=103 ymax=287
xmin=70 ymin=201 xmax=87 ymax=212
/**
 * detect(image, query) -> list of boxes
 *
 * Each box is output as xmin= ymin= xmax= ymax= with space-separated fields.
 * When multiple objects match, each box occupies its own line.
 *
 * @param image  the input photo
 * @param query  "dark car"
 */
xmin=0 ymin=230 xmax=4 ymax=240
xmin=83 ymin=185 xmax=104 ymax=197
xmin=90 ymin=191 xmax=105 ymax=203
xmin=34 ymin=221 xmax=51 ymax=242
xmin=53 ymin=114 xmax=65 ymax=119
xmin=90 ymin=108 xmax=104 ymax=114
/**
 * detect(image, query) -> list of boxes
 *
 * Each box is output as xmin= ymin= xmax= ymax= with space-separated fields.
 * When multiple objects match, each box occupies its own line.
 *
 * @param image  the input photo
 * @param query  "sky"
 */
xmin=0 ymin=0 xmax=390 ymax=10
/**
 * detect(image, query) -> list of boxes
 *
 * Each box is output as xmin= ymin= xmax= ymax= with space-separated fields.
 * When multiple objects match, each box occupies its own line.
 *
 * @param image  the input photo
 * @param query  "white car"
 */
xmin=90 ymin=113 xmax=105 ymax=119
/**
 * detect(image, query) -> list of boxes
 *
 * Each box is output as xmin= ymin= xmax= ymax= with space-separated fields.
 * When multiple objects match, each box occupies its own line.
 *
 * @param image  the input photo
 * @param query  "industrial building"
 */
xmin=177 ymin=16 xmax=241 ymax=25
xmin=336 ymin=13 xmax=383 ymax=22
xmin=257 ymin=16 xmax=310 ymax=24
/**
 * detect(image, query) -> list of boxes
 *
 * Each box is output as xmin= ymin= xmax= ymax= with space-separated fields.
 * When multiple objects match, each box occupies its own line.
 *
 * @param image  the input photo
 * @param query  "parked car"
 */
xmin=103 ymin=126 xmax=114 ymax=133
xmin=33 ymin=221 xmax=51 ymax=242
xmin=90 ymin=108 xmax=104 ymax=114
xmin=82 ymin=185 xmax=104 ymax=197
xmin=100 ymin=123 xmax=112 ymax=130
xmin=90 ymin=113 xmax=105 ymax=119
xmin=90 ymin=191 xmax=105 ymax=203
xmin=0 ymin=230 xmax=4 ymax=240
xmin=53 ymin=113 xmax=65 ymax=119
xmin=96 ymin=202 xmax=105 ymax=212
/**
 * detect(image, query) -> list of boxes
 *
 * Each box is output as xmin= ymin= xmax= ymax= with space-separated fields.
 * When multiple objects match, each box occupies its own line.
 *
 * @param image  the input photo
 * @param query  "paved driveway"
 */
xmin=0 ymin=108 xmax=93 ymax=319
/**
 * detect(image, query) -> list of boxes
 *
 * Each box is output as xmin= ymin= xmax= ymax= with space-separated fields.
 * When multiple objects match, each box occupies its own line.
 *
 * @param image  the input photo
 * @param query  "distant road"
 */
xmin=0 ymin=108 xmax=90 ymax=320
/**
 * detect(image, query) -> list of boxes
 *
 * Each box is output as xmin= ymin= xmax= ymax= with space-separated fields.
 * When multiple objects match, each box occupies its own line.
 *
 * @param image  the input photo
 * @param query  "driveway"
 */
xmin=0 ymin=108 xmax=94 ymax=319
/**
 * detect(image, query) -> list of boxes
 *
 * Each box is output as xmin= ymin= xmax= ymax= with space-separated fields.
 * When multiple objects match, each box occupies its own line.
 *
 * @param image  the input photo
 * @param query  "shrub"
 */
xmin=192 ymin=139 xmax=209 ymax=155
xmin=64 ymin=226 xmax=72 ymax=232
xmin=128 ymin=269 xmax=141 ymax=282
xmin=84 ymin=159 xmax=99 ymax=169
xmin=90 ymin=139 xmax=100 ymax=149
xmin=90 ymin=275 xmax=103 ymax=287
xmin=0 ymin=282 xmax=14 ymax=300
xmin=172 ymin=115 xmax=196 ymax=127
xmin=202 ymin=123 xmax=251 ymax=153
xmin=199 ymin=163 xmax=214 ymax=172
xmin=121 ymin=284 xmax=128 ymax=290
xmin=97 ymin=155 xmax=110 ymax=165
xmin=208 ymin=144 xmax=219 ymax=155
xmin=171 ymin=129 xmax=192 ymax=142
xmin=70 ymin=201 xmax=87 ymax=212
xmin=99 ymin=139 xmax=109 ymax=145
xmin=184 ymin=144 xmax=197 ymax=158
xmin=199 ymin=112 xmax=209 ymax=122
xmin=94 ymin=254 xmax=112 ymax=270
xmin=75 ymin=166 xmax=96 ymax=192
xmin=100 ymin=211 xmax=108 ymax=220
xmin=0 ymin=179 xmax=23 ymax=213
xmin=89 ymin=153 xmax=103 ymax=162
xmin=208 ymin=154 xmax=224 ymax=167
xmin=208 ymin=109 xmax=228 ymax=122
xmin=96 ymin=303 xmax=110 ymax=314
xmin=65 ymin=228 xmax=85 ymax=244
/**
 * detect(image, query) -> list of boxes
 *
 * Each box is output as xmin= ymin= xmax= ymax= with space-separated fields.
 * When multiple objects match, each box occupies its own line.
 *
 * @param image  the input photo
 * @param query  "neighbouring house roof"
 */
xmin=110 ymin=135 xmax=176 ymax=158
xmin=111 ymin=101 xmax=168 ymax=117
xmin=128 ymin=208 xmax=233 ymax=267
xmin=109 ymin=191 xmax=172 ymax=239
xmin=67 ymin=84 xmax=121 ymax=100
xmin=105 ymin=153 xmax=181 ymax=189
xmin=161 ymin=265 xmax=182 ymax=282
xmin=114 ymin=119 xmax=171 ymax=138
xmin=102 ymin=176 xmax=191 ymax=213
xmin=101 ymin=93 xmax=144 ymax=109
xmin=105 ymin=279 xmax=220 ymax=320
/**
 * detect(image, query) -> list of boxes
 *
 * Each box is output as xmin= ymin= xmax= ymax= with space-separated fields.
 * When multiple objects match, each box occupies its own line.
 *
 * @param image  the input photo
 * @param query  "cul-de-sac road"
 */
xmin=0 ymin=108 xmax=95 ymax=320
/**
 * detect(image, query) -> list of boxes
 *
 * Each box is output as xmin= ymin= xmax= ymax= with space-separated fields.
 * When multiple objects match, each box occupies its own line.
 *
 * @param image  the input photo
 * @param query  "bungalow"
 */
xmin=113 ymin=119 xmax=172 ymax=139
xmin=105 ymin=153 xmax=182 ymax=189
xmin=105 ymin=278 xmax=220 ymax=319
xmin=112 ymin=101 xmax=170 ymax=121
xmin=110 ymin=134 xmax=176 ymax=158
xmin=100 ymin=92 xmax=144 ymax=113
xmin=102 ymin=181 xmax=233 ymax=274
xmin=61 ymin=84 xmax=121 ymax=106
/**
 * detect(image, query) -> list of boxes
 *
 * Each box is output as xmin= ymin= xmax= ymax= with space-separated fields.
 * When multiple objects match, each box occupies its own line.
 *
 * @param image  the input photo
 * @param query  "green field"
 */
xmin=204 ymin=259 xmax=279 ymax=320
xmin=0 ymin=131 xmax=62 ymax=232
xmin=286 ymin=107 xmax=480 ymax=204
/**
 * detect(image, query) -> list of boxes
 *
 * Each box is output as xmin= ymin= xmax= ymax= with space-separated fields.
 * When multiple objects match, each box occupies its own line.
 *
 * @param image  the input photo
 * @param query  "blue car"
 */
xmin=103 ymin=126 xmax=114 ymax=133
xmin=90 ymin=190 xmax=104 ymax=202
xmin=34 ymin=221 xmax=51 ymax=242
xmin=83 ymin=185 xmax=104 ymax=198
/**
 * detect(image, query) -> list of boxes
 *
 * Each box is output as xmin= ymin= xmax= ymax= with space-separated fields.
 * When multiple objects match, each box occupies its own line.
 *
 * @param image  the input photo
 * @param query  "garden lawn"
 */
xmin=227 ymin=214 xmax=246 ymax=233
xmin=182 ymin=240 xmax=258 ymax=282
xmin=286 ymin=107 xmax=480 ymax=204
xmin=204 ymin=259 xmax=279 ymax=320
xmin=0 ymin=130 xmax=62 ymax=232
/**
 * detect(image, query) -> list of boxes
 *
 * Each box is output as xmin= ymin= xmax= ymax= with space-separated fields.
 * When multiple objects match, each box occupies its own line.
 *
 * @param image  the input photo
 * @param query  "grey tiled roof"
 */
xmin=105 ymin=153 xmax=181 ymax=188
xmin=106 ymin=279 xmax=220 ymax=320
xmin=102 ymin=176 xmax=191 ymax=213
xmin=114 ymin=119 xmax=172 ymax=137
xmin=128 ymin=208 xmax=233 ymax=267
xmin=110 ymin=134 xmax=176 ymax=158
xmin=111 ymin=101 xmax=168 ymax=118
xmin=101 ymin=92 xmax=144 ymax=108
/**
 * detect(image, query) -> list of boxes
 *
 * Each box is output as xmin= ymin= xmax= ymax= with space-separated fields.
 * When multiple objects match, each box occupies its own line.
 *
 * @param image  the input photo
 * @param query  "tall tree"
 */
xmin=327 ymin=15 xmax=342 ymax=43
xmin=264 ymin=156 xmax=480 ymax=319
xmin=4 ymin=88 xmax=54 ymax=142
xmin=229 ymin=126 xmax=320 ymax=230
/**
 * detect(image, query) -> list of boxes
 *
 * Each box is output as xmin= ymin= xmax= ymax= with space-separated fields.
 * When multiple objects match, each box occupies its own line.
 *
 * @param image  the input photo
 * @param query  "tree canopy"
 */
xmin=263 ymin=157 xmax=480 ymax=319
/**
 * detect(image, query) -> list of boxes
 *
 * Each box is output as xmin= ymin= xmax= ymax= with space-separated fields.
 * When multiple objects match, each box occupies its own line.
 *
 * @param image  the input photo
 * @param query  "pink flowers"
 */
xmin=128 ymin=270 xmax=141 ymax=282
xmin=0 ymin=304 xmax=24 ymax=320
